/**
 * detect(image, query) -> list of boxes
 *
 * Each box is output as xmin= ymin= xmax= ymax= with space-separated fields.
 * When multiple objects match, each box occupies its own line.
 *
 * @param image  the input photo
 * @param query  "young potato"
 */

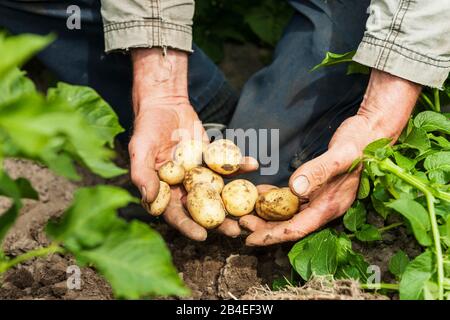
xmin=255 ymin=187 xmax=300 ymax=221
xmin=186 ymin=183 xmax=226 ymax=229
xmin=203 ymin=139 xmax=242 ymax=175
xmin=174 ymin=139 xmax=205 ymax=171
xmin=221 ymin=179 xmax=258 ymax=217
xmin=148 ymin=181 xmax=171 ymax=216
xmin=183 ymin=166 xmax=224 ymax=193
xmin=158 ymin=161 xmax=185 ymax=185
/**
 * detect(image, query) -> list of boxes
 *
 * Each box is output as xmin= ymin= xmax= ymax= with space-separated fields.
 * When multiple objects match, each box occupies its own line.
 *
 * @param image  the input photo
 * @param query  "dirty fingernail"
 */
xmin=293 ymin=175 xmax=310 ymax=196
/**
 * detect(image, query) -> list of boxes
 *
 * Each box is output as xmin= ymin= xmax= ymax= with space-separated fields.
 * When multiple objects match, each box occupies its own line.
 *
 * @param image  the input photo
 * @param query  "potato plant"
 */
xmin=0 ymin=33 xmax=188 ymax=299
xmin=286 ymin=51 xmax=450 ymax=300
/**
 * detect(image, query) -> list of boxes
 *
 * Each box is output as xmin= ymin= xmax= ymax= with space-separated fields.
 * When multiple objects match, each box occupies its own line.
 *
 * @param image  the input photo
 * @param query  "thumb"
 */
xmin=289 ymin=144 xmax=359 ymax=197
xmin=129 ymin=139 xmax=160 ymax=203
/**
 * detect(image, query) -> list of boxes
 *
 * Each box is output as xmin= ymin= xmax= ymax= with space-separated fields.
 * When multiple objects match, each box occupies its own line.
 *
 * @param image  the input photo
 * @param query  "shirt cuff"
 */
xmin=353 ymin=35 xmax=450 ymax=89
xmin=103 ymin=19 xmax=193 ymax=53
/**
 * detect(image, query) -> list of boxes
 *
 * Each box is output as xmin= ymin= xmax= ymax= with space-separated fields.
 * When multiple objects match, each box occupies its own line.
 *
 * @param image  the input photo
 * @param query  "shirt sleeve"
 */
xmin=353 ymin=0 xmax=450 ymax=88
xmin=100 ymin=0 xmax=195 ymax=53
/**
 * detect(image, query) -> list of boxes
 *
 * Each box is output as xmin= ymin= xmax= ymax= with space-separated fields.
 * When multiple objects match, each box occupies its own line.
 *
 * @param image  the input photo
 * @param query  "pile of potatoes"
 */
xmin=149 ymin=139 xmax=300 ymax=229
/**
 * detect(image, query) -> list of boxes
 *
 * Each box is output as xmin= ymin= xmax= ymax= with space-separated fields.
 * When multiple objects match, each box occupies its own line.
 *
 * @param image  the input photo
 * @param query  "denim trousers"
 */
xmin=0 ymin=0 xmax=370 ymax=186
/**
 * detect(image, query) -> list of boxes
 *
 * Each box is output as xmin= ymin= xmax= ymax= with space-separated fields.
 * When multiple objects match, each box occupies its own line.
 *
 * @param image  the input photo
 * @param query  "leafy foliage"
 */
xmin=288 ymin=50 xmax=450 ymax=300
xmin=0 ymin=33 xmax=187 ymax=299
xmin=193 ymin=0 xmax=293 ymax=62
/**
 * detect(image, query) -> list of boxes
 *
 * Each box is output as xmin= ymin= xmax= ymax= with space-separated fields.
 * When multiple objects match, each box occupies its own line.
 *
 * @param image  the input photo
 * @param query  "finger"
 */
xmin=221 ymin=156 xmax=259 ymax=177
xmin=247 ymin=172 xmax=361 ymax=246
xmin=238 ymin=156 xmax=259 ymax=174
xmin=217 ymin=218 xmax=241 ymax=238
xmin=256 ymin=184 xmax=278 ymax=194
xmin=245 ymin=206 xmax=325 ymax=246
xmin=163 ymin=201 xmax=207 ymax=241
xmin=129 ymin=138 xmax=160 ymax=203
xmin=239 ymin=215 xmax=271 ymax=232
xmin=289 ymin=144 xmax=359 ymax=197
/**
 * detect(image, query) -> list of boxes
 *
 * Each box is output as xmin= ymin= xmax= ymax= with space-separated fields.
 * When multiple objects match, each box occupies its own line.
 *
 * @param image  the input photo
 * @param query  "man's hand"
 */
xmin=240 ymin=69 xmax=422 ymax=246
xmin=130 ymin=48 xmax=257 ymax=241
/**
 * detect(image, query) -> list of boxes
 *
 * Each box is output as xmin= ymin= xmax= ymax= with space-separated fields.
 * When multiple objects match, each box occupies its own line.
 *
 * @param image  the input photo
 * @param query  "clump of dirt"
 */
xmin=218 ymin=255 xmax=261 ymax=299
xmin=242 ymin=277 xmax=388 ymax=300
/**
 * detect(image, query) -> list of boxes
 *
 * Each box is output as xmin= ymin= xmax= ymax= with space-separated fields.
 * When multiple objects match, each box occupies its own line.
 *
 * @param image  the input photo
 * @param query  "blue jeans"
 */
xmin=0 ymin=0 xmax=370 ymax=186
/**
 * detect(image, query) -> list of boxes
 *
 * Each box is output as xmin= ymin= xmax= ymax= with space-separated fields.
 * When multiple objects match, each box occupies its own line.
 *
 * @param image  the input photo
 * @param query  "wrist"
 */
xmin=131 ymin=48 xmax=189 ymax=114
xmin=358 ymin=69 xmax=422 ymax=140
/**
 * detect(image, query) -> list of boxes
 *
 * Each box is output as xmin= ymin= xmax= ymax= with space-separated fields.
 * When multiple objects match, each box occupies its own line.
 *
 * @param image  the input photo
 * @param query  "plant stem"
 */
xmin=378 ymin=222 xmax=404 ymax=233
xmin=378 ymin=158 xmax=445 ymax=300
xmin=0 ymin=243 xmax=64 ymax=274
xmin=433 ymin=88 xmax=441 ymax=113
xmin=360 ymin=283 xmax=399 ymax=291
xmin=420 ymin=92 xmax=437 ymax=111
xmin=425 ymin=193 xmax=444 ymax=300
xmin=348 ymin=222 xmax=403 ymax=239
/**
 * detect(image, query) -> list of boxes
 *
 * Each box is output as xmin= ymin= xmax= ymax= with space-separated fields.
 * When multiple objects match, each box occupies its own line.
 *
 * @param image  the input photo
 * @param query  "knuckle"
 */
xmin=310 ymin=162 xmax=329 ymax=185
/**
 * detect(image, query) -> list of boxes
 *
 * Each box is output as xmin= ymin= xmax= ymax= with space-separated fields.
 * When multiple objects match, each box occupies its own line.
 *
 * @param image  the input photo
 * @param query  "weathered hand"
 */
xmin=240 ymin=70 xmax=422 ymax=246
xmin=130 ymin=48 xmax=258 ymax=241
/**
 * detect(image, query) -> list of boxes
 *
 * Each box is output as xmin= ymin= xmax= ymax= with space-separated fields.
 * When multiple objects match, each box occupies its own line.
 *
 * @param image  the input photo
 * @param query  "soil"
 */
xmin=0 ymin=43 xmax=422 ymax=301
xmin=0 ymin=157 xmax=421 ymax=300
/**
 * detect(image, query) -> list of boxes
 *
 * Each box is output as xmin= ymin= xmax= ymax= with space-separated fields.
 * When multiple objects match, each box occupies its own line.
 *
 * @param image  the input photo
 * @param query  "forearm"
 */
xmin=131 ymin=48 xmax=189 ymax=115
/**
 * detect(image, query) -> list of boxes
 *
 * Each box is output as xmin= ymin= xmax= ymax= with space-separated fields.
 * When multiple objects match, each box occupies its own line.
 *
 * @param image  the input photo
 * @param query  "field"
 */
xmin=0 ymin=157 xmax=415 ymax=300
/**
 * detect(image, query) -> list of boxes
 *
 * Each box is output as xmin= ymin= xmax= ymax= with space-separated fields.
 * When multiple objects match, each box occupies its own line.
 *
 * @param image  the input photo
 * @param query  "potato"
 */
xmin=203 ymin=139 xmax=242 ymax=175
xmin=183 ymin=166 xmax=224 ymax=193
xmin=174 ymin=139 xmax=205 ymax=171
xmin=158 ymin=161 xmax=185 ymax=185
xmin=255 ymin=187 xmax=300 ymax=221
xmin=148 ymin=181 xmax=171 ymax=216
xmin=221 ymin=179 xmax=258 ymax=217
xmin=186 ymin=183 xmax=226 ymax=229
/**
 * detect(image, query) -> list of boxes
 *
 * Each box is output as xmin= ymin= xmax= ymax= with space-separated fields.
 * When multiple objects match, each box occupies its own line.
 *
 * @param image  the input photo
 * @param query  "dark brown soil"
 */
xmin=0 ymin=157 xmax=422 ymax=300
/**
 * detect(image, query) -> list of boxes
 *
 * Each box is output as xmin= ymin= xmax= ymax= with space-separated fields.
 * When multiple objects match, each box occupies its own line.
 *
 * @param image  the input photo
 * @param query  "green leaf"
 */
xmin=400 ymin=250 xmax=436 ymax=300
xmin=355 ymin=224 xmax=382 ymax=242
xmin=0 ymin=68 xmax=35 ymax=105
xmin=0 ymin=33 xmax=54 ymax=78
xmin=387 ymin=199 xmax=432 ymax=246
xmin=311 ymin=51 xmax=355 ymax=72
xmin=346 ymin=62 xmax=370 ymax=75
xmin=348 ymin=157 xmax=362 ymax=173
xmin=76 ymin=221 xmax=188 ymax=299
xmin=47 ymin=186 xmax=137 ymax=248
xmin=46 ymin=186 xmax=187 ymax=299
xmin=389 ymin=250 xmax=410 ymax=278
xmin=288 ymin=229 xmax=338 ymax=280
xmin=402 ymin=127 xmax=431 ymax=154
xmin=414 ymin=111 xmax=450 ymax=135
xmin=357 ymin=171 xmax=371 ymax=199
xmin=424 ymin=151 xmax=450 ymax=184
xmin=343 ymin=200 xmax=366 ymax=232
xmin=272 ymin=277 xmax=291 ymax=291
xmin=47 ymin=83 xmax=124 ymax=147
xmin=14 ymin=178 xmax=39 ymax=200
xmin=0 ymin=172 xmax=37 ymax=245
xmin=371 ymin=195 xmax=391 ymax=219
xmin=335 ymin=252 xmax=370 ymax=282
xmin=0 ymin=204 xmax=20 ymax=247
xmin=245 ymin=0 xmax=292 ymax=46
xmin=428 ymin=133 xmax=450 ymax=150
xmin=0 ymin=92 xmax=126 ymax=179
xmin=394 ymin=152 xmax=416 ymax=171
xmin=363 ymin=138 xmax=392 ymax=156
